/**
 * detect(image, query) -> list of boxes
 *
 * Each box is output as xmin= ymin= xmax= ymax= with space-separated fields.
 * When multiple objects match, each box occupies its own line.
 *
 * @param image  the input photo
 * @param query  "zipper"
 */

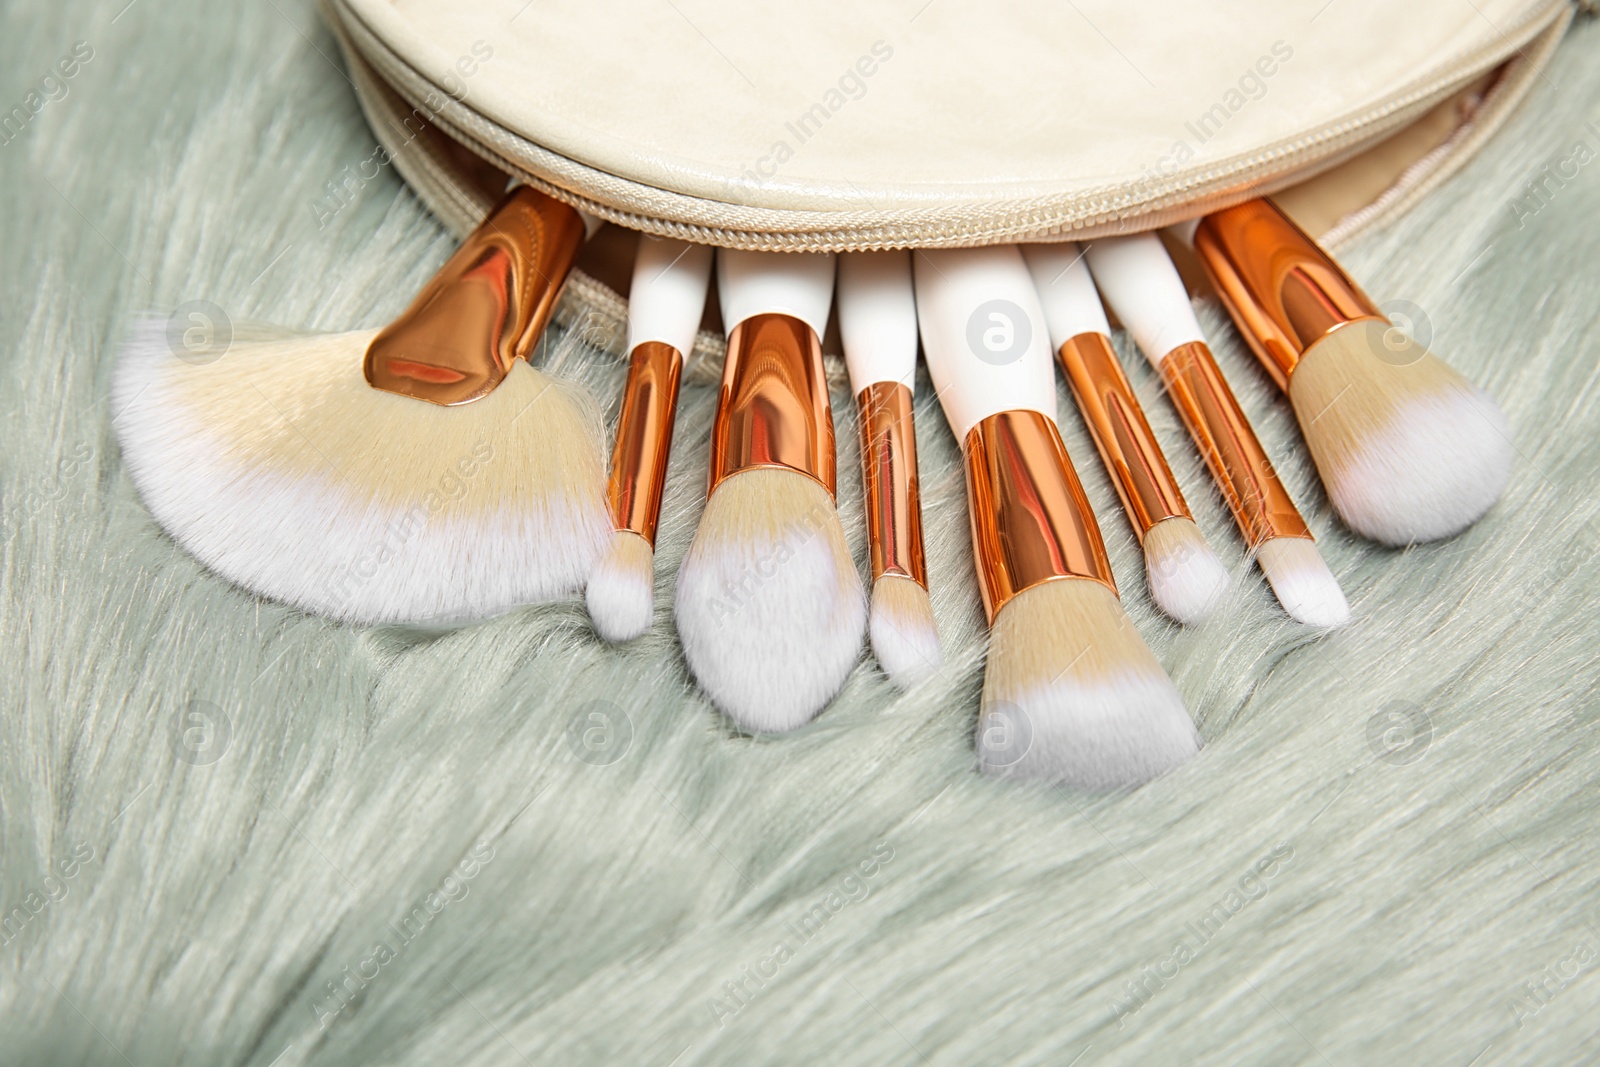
xmin=325 ymin=0 xmax=1571 ymax=253
xmin=1319 ymin=3 xmax=1572 ymax=249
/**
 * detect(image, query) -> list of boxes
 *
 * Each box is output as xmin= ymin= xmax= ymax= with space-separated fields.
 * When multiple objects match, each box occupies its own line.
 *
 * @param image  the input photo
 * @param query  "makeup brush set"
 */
xmin=113 ymin=0 xmax=1550 ymax=789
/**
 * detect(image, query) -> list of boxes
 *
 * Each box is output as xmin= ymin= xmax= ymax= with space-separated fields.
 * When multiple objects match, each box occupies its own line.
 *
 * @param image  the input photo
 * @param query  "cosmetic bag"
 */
xmin=321 ymin=0 xmax=1573 ymax=286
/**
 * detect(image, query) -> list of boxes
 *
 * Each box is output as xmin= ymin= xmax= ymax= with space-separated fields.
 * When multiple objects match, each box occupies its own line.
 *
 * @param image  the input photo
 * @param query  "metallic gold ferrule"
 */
xmin=857 ymin=382 xmax=928 ymax=588
xmin=608 ymin=341 xmax=684 ymax=545
xmin=364 ymin=185 xmax=586 ymax=405
xmin=708 ymin=313 xmax=836 ymax=499
xmin=962 ymin=410 xmax=1116 ymax=624
xmin=1158 ymin=341 xmax=1311 ymax=547
xmin=1194 ymin=198 xmax=1384 ymax=392
xmin=1056 ymin=332 xmax=1192 ymax=539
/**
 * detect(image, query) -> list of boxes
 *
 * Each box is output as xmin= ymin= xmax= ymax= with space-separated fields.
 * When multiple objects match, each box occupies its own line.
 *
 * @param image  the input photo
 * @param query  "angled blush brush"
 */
xmin=837 ymin=251 xmax=942 ymax=686
xmin=1022 ymin=243 xmax=1229 ymax=625
xmin=1085 ymin=234 xmax=1350 ymax=628
xmin=1188 ymin=198 xmax=1512 ymax=545
xmin=913 ymin=245 xmax=1199 ymax=789
xmin=587 ymin=235 xmax=714 ymax=643
xmin=113 ymin=184 xmax=609 ymax=625
xmin=673 ymin=250 xmax=866 ymax=733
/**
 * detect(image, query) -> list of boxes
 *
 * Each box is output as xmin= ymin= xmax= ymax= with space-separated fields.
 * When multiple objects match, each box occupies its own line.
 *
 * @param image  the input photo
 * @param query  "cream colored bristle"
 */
xmin=112 ymin=321 xmax=609 ymax=625
xmin=673 ymin=468 xmax=866 ymax=733
xmin=587 ymin=530 xmax=656 ymax=643
xmin=1141 ymin=516 xmax=1229 ymax=625
xmin=1256 ymin=536 xmax=1350 ymax=628
xmin=1288 ymin=327 xmax=1512 ymax=545
xmin=979 ymin=579 xmax=1200 ymax=789
xmin=868 ymin=575 xmax=942 ymax=687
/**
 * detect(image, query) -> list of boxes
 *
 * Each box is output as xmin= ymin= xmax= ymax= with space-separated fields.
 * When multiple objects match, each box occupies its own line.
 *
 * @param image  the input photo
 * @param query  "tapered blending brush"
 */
xmin=1085 ymin=235 xmax=1350 ymax=628
xmin=113 ymin=184 xmax=610 ymax=625
xmin=1189 ymin=198 xmax=1512 ymax=545
xmin=837 ymin=251 xmax=942 ymax=686
xmin=1022 ymin=243 xmax=1229 ymax=625
xmin=673 ymin=250 xmax=866 ymax=733
xmin=587 ymin=236 xmax=714 ymax=643
xmin=913 ymin=246 xmax=1199 ymax=788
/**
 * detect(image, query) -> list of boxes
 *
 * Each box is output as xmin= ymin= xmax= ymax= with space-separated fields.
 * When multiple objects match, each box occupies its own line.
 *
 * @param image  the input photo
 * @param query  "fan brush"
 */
xmin=113 ymin=184 xmax=609 ymax=625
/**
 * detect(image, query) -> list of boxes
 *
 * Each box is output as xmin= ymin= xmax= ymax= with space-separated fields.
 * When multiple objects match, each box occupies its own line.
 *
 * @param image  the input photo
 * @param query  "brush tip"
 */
xmin=868 ymin=575 xmax=943 ymax=687
xmin=980 ymin=580 xmax=1199 ymax=790
xmin=674 ymin=469 xmax=866 ymax=733
xmin=587 ymin=531 xmax=656 ymax=643
xmin=1142 ymin=517 xmax=1229 ymax=624
xmin=1291 ymin=332 xmax=1512 ymax=545
xmin=1257 ymin=537 xmax=1350 ymax=627
xmin=111 ymin=323 xmax=610 ymax=625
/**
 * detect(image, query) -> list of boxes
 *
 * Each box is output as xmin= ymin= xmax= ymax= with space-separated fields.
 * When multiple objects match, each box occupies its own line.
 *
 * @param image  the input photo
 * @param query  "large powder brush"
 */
xmin=673 ymin=250 xmax=866 ymax=733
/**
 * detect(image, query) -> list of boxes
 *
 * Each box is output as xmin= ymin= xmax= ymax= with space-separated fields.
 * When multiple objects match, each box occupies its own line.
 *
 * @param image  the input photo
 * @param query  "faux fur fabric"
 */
xmin=3 ymin=3 xmax=1599 ymax=1065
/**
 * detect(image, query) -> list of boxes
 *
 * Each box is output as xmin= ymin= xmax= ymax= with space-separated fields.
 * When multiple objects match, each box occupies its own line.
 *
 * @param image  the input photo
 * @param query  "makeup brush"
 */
xmin=113 ymin=184 xmax=611 ymax=625
xmin=673 ymin=250 xmax=866 ymax=733
xmin=1085 ymin=234 xmax=1350 ymax=628
xmin=1022 ymin=243 xmax=1229 ymax=625
xmin=913 ymin=246 xmax=1199 ymax=789
xmin=587 ymin=236 xmax=714 ymax=643
xmin=837 ymin=251 xmax=942 ymax=686
xmin=1189 ymin=198 xmax=1511 ymax=545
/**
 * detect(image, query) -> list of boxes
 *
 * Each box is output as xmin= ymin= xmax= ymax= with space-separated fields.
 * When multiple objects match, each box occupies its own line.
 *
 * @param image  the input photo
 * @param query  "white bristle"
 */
xmin=1289 ymin=327 xmax=1512 ymax=545
xmin=1256 ymin=536 xmax=1351 ymax=628
xmin=868 ymin=575 xmax=942 ymax=687
xmin=111 ymin=321 xmax=610 ymax=625
xmin=1142 ymin=516 xmax=1229 ymax=625
xmin=673 ymin=468 xmax=866 ymax=733
xmin=980 ymin=579 xmax=1200 ymax=789
xmin=586 ymin=530 xmax=656 ymax=643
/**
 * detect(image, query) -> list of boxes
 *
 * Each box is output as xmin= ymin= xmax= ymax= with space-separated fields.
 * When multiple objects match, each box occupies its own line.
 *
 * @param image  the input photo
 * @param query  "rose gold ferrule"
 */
xmin=857 ymin=382 xmax=928 ymax=588
xmin=1194 ymin=198 xmax=1384 ymax=392
xmin=962 ymin=410 xmax=1116 ymax=625
xmin=607 ymin=341 xmax=684 ymax=546
xmin=365 ymin=185 xmax=586 ymax=405
xmin=708 ymin=313 xmax=836 ymax=499
xmin=1056 ymin=331 xmax=1193 ymax=540
xmin=1158 ymin=341 xmax=1312 ymax=548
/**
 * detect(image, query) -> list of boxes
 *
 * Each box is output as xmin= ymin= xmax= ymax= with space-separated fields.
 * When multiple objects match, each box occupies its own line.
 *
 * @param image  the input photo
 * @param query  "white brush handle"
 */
xmin=1084 ymin=234 xmax=1207 ymax=368
xmin=912 ymin=246 xmax=1056 ymax=442
xmin=717 ymin=249 xmax=836 ymax=340
xmin=838 ymin=251 xmax=917 ymax=392
xmin=627 ymin=237 xmax=713 ymax=357
xmin=1167 ymin=218 xmax=1201 ymax=246
xmin=1021 ymin=243 xmax=1110 ymax=348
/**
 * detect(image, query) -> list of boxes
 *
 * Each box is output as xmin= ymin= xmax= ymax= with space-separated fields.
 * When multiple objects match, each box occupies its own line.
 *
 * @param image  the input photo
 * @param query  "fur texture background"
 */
xmin=3 ymin=2 xmax=1599 ymax=1064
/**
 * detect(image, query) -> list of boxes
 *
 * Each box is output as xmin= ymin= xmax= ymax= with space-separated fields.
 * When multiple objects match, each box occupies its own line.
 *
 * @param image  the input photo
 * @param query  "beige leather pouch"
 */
xmin=319 ymin=0 xmax=1575 ymax=343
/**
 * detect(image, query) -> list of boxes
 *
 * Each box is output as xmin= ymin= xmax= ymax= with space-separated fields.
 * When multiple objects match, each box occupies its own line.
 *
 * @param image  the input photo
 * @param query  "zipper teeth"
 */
xmin=329 ymin=0 xmax=1567 ymax=251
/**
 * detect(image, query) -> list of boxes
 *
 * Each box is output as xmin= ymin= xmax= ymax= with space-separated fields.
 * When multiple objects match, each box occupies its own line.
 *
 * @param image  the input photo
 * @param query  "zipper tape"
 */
xmin=323 ymin=0 xmax=1570 ymax=253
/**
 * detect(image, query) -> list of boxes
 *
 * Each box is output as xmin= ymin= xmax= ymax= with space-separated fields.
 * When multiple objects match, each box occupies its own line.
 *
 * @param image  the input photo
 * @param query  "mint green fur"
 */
xmin=2 ymin=3 xmax=1598 ymax=1064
